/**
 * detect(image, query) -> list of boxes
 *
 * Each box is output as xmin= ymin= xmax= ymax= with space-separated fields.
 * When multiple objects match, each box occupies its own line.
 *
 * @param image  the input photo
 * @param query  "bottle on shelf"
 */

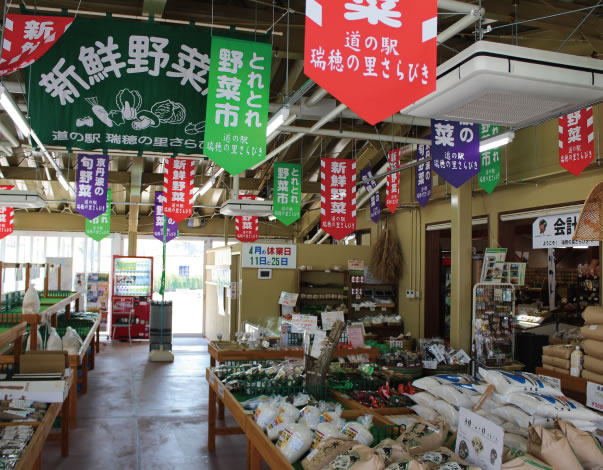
xmin=570 ymin=346 xmax=583 ymax=377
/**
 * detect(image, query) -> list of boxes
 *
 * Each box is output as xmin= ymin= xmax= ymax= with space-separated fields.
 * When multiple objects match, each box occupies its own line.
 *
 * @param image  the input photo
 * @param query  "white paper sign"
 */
xmin=310 ymin=330 xmax=328 ymax=358
xmin=291 ymin=314 xmax=318 ymax=331
xmin=321 ymin=311 xmax=345 ymax=330
xmin=586 ymin=381 xmax=603 ymax=412
xmin=217 ymin=383 xmax=225 ymax=398
xmin=532 ymin=212 xmax=598 ymax=249
xmin=242 ymin=243 xmax=297 ymax=269
xmin=279 ymin=291 xmax=299 ymax=307
xmin=423 ymin=360 xmax=437 ymax=370
xmin=456 ymin=408 xmax=504 ymax=470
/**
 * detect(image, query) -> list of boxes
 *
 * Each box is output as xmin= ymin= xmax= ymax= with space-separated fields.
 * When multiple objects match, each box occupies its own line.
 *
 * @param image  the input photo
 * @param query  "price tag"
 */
xmin=586 ymin=381 xmax=603 ymax=411
xmin=217 ymin=383 xmax=225 ymax=398
xmin=423 ymin=360 xmax=437 ymax=370
xmin=209 ymin=373 xmax=215 ymax=385
xmin=262 ymin=340 xmax=270 ymax=349
xmin=370 ymin=307 xmax=375 ymax=312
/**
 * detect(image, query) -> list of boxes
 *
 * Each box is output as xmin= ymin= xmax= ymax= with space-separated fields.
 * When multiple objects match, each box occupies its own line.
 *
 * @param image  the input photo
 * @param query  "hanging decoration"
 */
xmin=75 ymin=154 xmax=109 ymax=220
xmin=0 ymin=185 xmax=14 ymax=240
xmin=28 ymin=17 xmax=210 ymax=154
xmin=360 ymin=166 xmax=380 ymax=223
xmin=235 ymin=195 xmax=259 ymax=242
xmin=304 ymin=0 xmax=437 ymax=125
xmin=431 ymin=119 xmax=480 ymax=188
xmin=559 ymin=106 xmax=595 ymax=176
xmin=415 ymin=143 xmax=432 ymax=207
xmin=320 ymin=158 xmax=357 ymax=240
xmin=85 ymin=189 xmax=111 ymax=241
xmin=204 ymin=36 xmax=272 ymax=175
xmin=0 ymin=14 xmax=75 ymax=77
xmin=163 ymin=158 xmax=195 ymax=223
xmin=273 ymin=163 xmax=302 ymax=226
xmin=478 ymin=124 xmax=502 ymax=193
xmin=153 ymin=191 xmax=178 ymax=243
xmin=386 ymin=148 xmax=400 ymax=214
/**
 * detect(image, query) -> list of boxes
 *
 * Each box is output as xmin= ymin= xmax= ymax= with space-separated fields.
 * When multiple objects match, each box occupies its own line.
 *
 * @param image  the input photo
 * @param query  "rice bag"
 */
xmin=556 ymin=419 xmax=603 ymax=469
xmin=326 ymin=444 xmax=386 ymax=470
xmin=62 ymin=327 xmax=83 ymax=355
xmin=276 ymin=423 xmax=314 ymax=464
xmin=341 ymin=415 xmax=374 ymax=447
xmin=313 ymin=422 xmax=345 ymax=449
xmin=492 ymin=406 xmax=534 ymax=428
xmin=584 ymin=356 xmax=603 ymax=376
xmin=45 ymin=326 xmax=63 ymax=351
xmin=279 ymin=402 xmax=301 ymax=422
xmin=475 ymin=409 xmax=505 ymax=426
xmin=302 ymin=437 xmax=357 ymax=470
xmin=410 ymin=392 xmax=438 ymax=408
xmin=432 ymin=401 xmax=459 ymax=431
xmin=321 ymin=404 xmax=345 ymax=428
xmin=266 ymin=413 xmax=296 ymax=441
xmin=374 ymin=439 xmax=411 ymax=465
xmin=504 ymin=393 xmax=602 ymax=422
xmin=582 ymin=306 xmax=603 ymax=325
xmin=582 ymin=369 xmax=603 ymax=386
xmin=385 ymin=448 xmax=479 ymax=470
xmin=299 ymin=405 xmax=322 ymax=429
xmin=413 ymin=375 xmax=476 ymax=394
xmin=384 ymin=459 xmax=429 ymax=470
xmin=395 ymin=420 xmax=449 ymax=455
xmin=255 ymin=397 xmax=281 ymax=430
xmin=25 ymin=330 xmax=42 ymax=351
xmin=504 ymin=433 xmax=528 ymax=452
xmin=22 ymin=284 xmax=40 ymax=314
xmin=502 ymin=453 xmax=553 ymax=469
xmin=431 ymin=385 xmax=476 ymax=408
xmin=387 ymin=415 xmax=423 ymax=429
xmin=503 ymin=422 xmax=529 ymax=438
xmin=479 ymin=368 xmax=564 ymax=396
xmin=583 ymin=340 xmax=603 ymax=361
xmin=411 ymin=405 xmax=439 ymax=422
xmin=581 ymin=325 xmax=603 ymax=342
xmin=542 ymin=356 xmax=571 ymax=369
xmin=527 ymin=425 xmax=584 ymax=470
xmin=542 ymin=345 xmax=574 ymax=360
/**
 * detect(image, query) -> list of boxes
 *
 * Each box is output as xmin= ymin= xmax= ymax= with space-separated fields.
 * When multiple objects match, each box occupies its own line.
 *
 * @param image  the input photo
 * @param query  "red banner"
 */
xmin=559 ymin=106 xmax=595 ymax=176
xmin=304 ymin=1 xmax=437 ymax=125
xmin=386 ymin=148 xmax=400 ymax=213
xmin=0 ymin=185 xmax=14 ymax=240
xmin=320 ymin=158 xmax=357 ymax=240
xmin=163 ymin=158 xmax=195 ymax=223
xmin=235 ymin=195 xmax=259 ymax=242
xmin=0 ymin=15 xmax=74 ymax=77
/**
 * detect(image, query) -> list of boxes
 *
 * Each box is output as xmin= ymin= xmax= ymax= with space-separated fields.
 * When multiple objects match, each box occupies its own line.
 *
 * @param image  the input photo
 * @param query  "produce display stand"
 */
xmin=535 ymin=366 xmax=595 ymax=404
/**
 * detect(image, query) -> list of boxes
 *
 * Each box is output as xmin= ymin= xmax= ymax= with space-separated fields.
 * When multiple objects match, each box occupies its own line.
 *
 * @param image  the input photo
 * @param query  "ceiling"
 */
xmin=0 ymin=0 xmax=602 ymax=240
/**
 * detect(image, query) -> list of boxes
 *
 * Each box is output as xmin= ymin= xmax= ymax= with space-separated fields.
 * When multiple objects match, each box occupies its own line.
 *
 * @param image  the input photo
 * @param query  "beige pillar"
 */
xmin=450 ymin=183 xmax=473 ymax=351
xmin=128 ymin=232 xmax=137 ymax=257
xmin=127 ymin=158 xmax=144 ymax=257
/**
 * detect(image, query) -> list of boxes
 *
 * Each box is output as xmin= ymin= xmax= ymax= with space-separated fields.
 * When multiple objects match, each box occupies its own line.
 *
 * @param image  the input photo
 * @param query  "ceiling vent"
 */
xmin=401 ymin=41 xmax=603 ymax=128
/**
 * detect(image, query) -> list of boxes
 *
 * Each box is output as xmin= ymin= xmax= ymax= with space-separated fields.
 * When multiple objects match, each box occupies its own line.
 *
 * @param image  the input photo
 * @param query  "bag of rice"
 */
xmin=492 ymin=406 xmax=536 ymax=428
xmin=313 ymin=422 xmax=345 ymax=449
xmin=502 ymin=453 xmax=553 ymax=469
xmin=564 ymin=419 xmax=599 ymax=433
xmin=582 ymin=369 xmax=603 ymax=385
xmin=276 ymin=423 xmax=314 ymax=464
xmin=475 ymin=409 xmax=505 ymax=426
xmin=25 ymin=329 xmax=43 ymax=351
xmin=62 ymin=326 xmax=83 ymax=355
xmin=410 ymin=392 xmax=438 ymax=408
xmin=556 ymin=419 xmax=603 ymax=469
xmin=413 ymin=375 xmax=476 ymax=394
xmin=341 ymin=415 xmax=374 ymax=447
xmin=527 ymin=425 xmax=584 ymax=470
xmin=45 ymin=326 xmax=63 ymax=351
xmin=395 ymin=420 xmax=450 ymax=455
xmin=584 ymin=356 xmax=603 ymax=376
xmin=255 ymin=397 xmax=282 ymax=430
xmin=374 ymin=439 xmax=411 ymax=465
xmin=266 ymin=413 xmax=297 ymax=441
xmin=431 ymin=385 xmax=476 ymax=408
xmin=432 ymin=401 xmax=459 ymax=431
xmin=411 ymin=405 xmax=439 ymax=422
xmin=299 ymin=405 xmax=322 ymax=429
xmin=543 ymin=345 xmax=574 ymax=360
xmin=387 ymin=414 xmax=423 ymax=429
xmin=321 ymin=404 xmax=346 ymax=428
xmin=582 ymin=306 xmax=603 ymax=325
xmin=279 ymin=402 xmax=301 ymax=422
xmin=479 ymin=368 xmax=564 ymax=396
xmin=504 ymin=433 xmax=528 ymax=452
xmin=504 ymin=393 xmax=602 ymax=422
xmin=583 ymin=340 xmax=603 ymax=360
xmin=302 ymin=437 xmax=357 ymax=470
xmin=542 ymin=356 xmax=571 ymax=369
xmin=581 ymin=325 xmax=603 ymax=342
xmin=326 ymin=444 xmax=386 ymax=470
xmin=503 ymin=422 xmax=529 ymax=438
xmin=384 ymin=459 xmax=429 ymax=470
xmin=22 ymin=284 xmax=40 ymax=314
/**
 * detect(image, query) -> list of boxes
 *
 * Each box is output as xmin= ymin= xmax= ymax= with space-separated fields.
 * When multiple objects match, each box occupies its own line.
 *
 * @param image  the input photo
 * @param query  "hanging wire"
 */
xmin=285 ymin=0 xmax=290 ymax=98
xmin=558 ymin=0 xmax=603 ymax=51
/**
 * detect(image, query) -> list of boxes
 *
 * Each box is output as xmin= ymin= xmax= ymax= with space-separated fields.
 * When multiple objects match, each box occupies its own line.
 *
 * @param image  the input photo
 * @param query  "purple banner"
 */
xmin=76 ymin=154 xmax=109 ymax=220
xmin=416 ymin=143 xmax=432 ymax=207
xmin=154 ymin=191 xmax=178 ymax=243
xmin=360 ymin=166 xmax=380 ymax=224
xmin=431 ymin=120 xmax=480 ymax=188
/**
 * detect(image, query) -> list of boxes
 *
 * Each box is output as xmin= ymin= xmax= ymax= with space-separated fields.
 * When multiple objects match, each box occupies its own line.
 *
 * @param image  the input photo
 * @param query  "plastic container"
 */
xmin=570 ymin=346 xmax=584 ymax=377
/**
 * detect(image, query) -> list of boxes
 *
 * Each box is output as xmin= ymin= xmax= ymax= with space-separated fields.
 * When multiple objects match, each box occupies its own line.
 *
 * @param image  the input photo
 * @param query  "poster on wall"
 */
xmin=559 ymin=106 xmax=595 ymax=176
xmin=273 ymin=163 xmax=302 ymax=226
xmin=532 ymin=212 xmax=598 ymax=248
xmin=320 ymin=158 xmax=357 ymax=240
xmin=480 ymin=248 xmax=507 ymax=284
xmin=0 ymin=185 xmax=14 ymax=240
xmin=431 ymin=120 xmax=480 ymax=188
xmin=478 ymin=124 xmax=501 ymax=194
xmin=386 ymin=148 xmax=400 ymax=213
xmin=163 ymin=158 xmax=195 ymax=223
xmin=242 ymin=243 xmax=296 ymax=269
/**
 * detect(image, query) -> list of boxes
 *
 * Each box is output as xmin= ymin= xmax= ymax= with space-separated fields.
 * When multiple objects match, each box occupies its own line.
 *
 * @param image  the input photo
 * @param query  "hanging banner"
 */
xmin=235 ymin=195 xmax=259 ymax=242
xmin=532 ymin=212 xmax=598 ymax=248
xmin=320 ymin=158 xmax=357 ymax=240
xmin=431 ymin=120 xmax=480 ymax=188
xmin=386 ymin=148 xmax=400 ymax=214
xmin=273 ymin=162 xmax=302 ymax=226
xmin=0 ymin=185 xmax=14 ymax=241
xmin=559 ymin=106 xmax=595 ymax=176
xmin=0 ymin=15 xmax=75 ymax=78
xmin=415 ymin=143 xmax=432 ymax=207
xmin=85 ymin=189 xmax=111 ymax=241
xmin=304 ymin=0 xmax=437 ymax=125
xmin=478 ymin=124 xmax=501 ymax=193
xmin=360 ymin=166 xmax=380 ymax=223
xmin=28 ymin=17 xmax=211 ymax=154
xmin=163 ymin=158 xmax=195 ymax=223
xmin=204 ymin=36 xmax=272 ymax=175
xmin=75 ymin=153 xmax=109 ymax=220
xmin=153 ymin=191 xmax=178 ymax=243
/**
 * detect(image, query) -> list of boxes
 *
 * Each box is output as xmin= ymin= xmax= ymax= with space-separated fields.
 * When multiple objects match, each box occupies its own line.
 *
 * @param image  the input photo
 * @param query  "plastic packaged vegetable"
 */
xmin=341 ymin=415 xmax=374 ymax=446
xmin=276 ymin=423 xmax=314 ymax=464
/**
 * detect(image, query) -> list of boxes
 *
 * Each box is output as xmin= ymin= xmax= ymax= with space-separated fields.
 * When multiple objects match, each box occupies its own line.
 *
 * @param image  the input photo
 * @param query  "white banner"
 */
xmin=532 ymin=212 xmax=598 ymax=249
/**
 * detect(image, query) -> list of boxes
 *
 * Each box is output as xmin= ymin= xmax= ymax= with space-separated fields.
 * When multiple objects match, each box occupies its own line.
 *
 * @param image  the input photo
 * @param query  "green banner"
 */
xmin=85 ymin=190 xmax=111 ymax=241
xmin=273 ymin=163 xmax=301 ymax=226
xmin=204 ymin=36 xmax=272 ymax=175
xmin=478 ymin=124 xmax=502 ymax=194
xmin=28 ymin=18 xmax=210 ymax=154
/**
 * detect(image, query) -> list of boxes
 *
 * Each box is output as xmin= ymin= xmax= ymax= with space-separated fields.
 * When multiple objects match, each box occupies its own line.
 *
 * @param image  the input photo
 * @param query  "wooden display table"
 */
xmin=535 ymin=366 xmax=596 ymax=404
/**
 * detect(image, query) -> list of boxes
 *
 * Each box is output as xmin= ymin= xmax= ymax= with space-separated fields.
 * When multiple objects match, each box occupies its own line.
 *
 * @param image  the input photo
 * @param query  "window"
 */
xmin=59 ymin=237 xmax=73 ymax=257
xmin=87 ymin=240 xmax=99 ymax=272
xmin=4 ymin=237 xmax=17 ymax=262
xmin=32 ymin=237 xmax=45 ymax=263
xmin=18 ymin=236 xmax=31 ymax=262
xmin=100 ymin=238 xmax=112 ymax=273
xmin=46 ymin=237 xmax=58 ymax=257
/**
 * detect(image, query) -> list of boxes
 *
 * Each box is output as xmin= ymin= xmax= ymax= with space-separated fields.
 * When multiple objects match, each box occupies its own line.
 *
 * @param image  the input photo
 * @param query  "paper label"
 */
xmin=589 ymin=325 xmax=598 ymax=330
xmin=262 ymin=340 xmax=270 ymax=349
xmin=209 ymin=374 xmax=215 ymax=385
xmin=423 ymin=360 xmax=438 ymax=370
xmin=310 ymin=330 xmax=327 ymax=358
xmin=217 ymin=383 xmax=224 ymax=398
xmin=456 ymin=408 xmax=504 ymax=470
xmin=277 ymin=429 xmax=293 ymax=449
xmin=586 ymin=381 xmax=603 ymax=412
xmin=347 ymin=326 xmax=364 ymax=348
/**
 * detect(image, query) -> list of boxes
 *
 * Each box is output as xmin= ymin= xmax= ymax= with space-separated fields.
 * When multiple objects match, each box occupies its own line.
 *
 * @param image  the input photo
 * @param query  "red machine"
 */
xmin=111 ymin=256 xmax=153 ymax=340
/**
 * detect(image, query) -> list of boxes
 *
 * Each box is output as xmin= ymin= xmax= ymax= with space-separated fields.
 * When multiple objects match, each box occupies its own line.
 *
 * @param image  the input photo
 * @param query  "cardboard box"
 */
xmin=0 ymin=379 xmax=68 ymax=402
xmin=20 ymin=351 xmax=68 ymax=374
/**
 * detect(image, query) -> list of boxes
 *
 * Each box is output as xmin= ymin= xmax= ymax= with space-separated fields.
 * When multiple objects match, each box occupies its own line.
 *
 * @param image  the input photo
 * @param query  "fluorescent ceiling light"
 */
xmin=0 ymin=86 xmax=30 ymax=137
xmin=266 ymin=106 xmax=290 ymax=137
xmin=573 ymin=246 xmax=589 ymax=249
xmin=500 ymin=204 xmax=584 ymax=222
xmin=198 ymin=167 xmax=224 ymax=196
xmin=479 ymin=131 xmax=515 ymax=153
xmin=0 ymin=189 xmax=46 ymax=208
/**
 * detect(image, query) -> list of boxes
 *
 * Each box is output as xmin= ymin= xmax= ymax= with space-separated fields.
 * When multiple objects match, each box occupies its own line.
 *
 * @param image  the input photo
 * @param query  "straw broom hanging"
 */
xmin=371 ymin=218 xmax=403 ymax=283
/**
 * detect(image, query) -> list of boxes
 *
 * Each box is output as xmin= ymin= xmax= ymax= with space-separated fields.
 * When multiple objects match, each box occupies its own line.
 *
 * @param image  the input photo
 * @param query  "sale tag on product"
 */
xmin=559 ymin=106 xmax=595 ymax=176
xmin=415 ymin=142 xmax=432 ymax=207
xmin=386 ymin=148 xmax=400 ymax=213
xmin=457 ymin=408 xmax=504 ymax=470
xmin=478 ymin=124 xmax=501 ymax=193
xmin=586 ymin=381 xmax=603 ymax=412
xmin=85 ymin=189 xmax=111 ymax=241
xmin=76 ymin=154 xmax=109 ymax=220
xmin=320 ymin=158 xmax=357 ymax=240
xmin=0 ymin=185 xmax=14 ymax=240
xmin=432 ymin=120 xmax=480 ymax=188
xmin=273 ymin=163 xmax=302 ymax=225
xmin=304 ymin=0 xmax=437 ymax=124
xmin=163 ymin=158 xmax=195 ymax=223
xmin=235 ymin=195 xmax=259 ymax=242
xmin=153 ymin=191 xmax=178 ymax=243
xmin=360 ymin=166 xmax=380 ymax=223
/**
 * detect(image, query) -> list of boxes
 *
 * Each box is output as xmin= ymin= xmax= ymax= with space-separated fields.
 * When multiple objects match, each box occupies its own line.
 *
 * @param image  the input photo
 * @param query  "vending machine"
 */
xmin=111 ymin=256 xmax=153 ymax=340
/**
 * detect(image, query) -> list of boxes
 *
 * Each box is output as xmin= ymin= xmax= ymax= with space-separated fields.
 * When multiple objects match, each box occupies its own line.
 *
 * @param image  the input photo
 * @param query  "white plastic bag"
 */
xmin=25 ymin=329 xmax=42 ymax=351
xmin=431 ymin=384 xmax=476 ymax=408
xmin=432 ymin=400 xmax=459 ymax=431
xmin=266 ymin=414 xmax=296 ymax=441
xmin=410 ymin=405 xmax=439 ymax=421
xmin=46 ymin=327 xmax=63 ymax=351
xmin=62 ymin=326 xmax=83 ymax=355
xmin=276 ymin=423 xmax=313 ymax=464
xmin=341 ymin=415 xmax=374 ymax=446
xmin=412 ymin=374 xmax=475 ymax=393
xmin=409 ymin=391 xmax=438 ymax=407
xmin=22 ymin=284 xmax=40 ymax=314
xmin=255 ymin=397 xmax=282 ymax=430
xmin=504 ymin=433 xmax=528 ymax=452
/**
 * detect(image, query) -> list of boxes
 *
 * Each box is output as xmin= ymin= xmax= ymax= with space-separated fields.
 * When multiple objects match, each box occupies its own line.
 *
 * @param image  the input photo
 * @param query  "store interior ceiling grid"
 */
xmin=0 ymin=0 xmax=602 ymax=238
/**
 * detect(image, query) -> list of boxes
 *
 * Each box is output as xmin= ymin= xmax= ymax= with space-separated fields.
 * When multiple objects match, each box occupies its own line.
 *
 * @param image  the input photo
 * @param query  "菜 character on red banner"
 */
xmin=320 ymin=158 xmax=357 ymax=240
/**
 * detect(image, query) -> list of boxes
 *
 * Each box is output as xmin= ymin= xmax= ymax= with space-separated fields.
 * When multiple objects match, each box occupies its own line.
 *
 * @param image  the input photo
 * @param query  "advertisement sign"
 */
xmin=532 ymin=212 xmax=598 ymax=248
xmin=85 ymin=189 xmax=111 ymax=241
xmin=273 ymin=163 xmax=302 ymax=226
xmin=456 ymin=408 xmax=504 ymax=470
xmin=0 ymin=185 xmax=14 ymax=240
xmin=163 ymin=158 xmax=195 ymax=223
xmin=386 ymin=148 xmax=400 ymax=213
xmin=28 ymin=17 xmax=211 ymax=154
xmin=242 ymin=243 xmax=296 ymax=269
xmin=304 ymin=0 xmax=437 ymax=124
xmin=320 ymin=158 xmax=357 ymax=240
xmin=360 ymin=166 xmax=380 ymax=223
xmin=76 ymin=153 xmax=109 ymax=220
xmin=431 ymin=120 xmax=480 ymax=188
xmin=478 ymin=124 xmax=501 ymax=194
xmin=235 ymin=195 xmax=259 ymax=242
xmin=153 ymin=191 xmax=178 ymax=243
xmin=0 ymin=15 xmax=74 ymax=77
xmin=586 ymin=381 xmax=603 ymax=412
xmin=559 ymin=106 xmax=595 ymax=176
xmin=415 ymin=143 xmax=431 ymax=207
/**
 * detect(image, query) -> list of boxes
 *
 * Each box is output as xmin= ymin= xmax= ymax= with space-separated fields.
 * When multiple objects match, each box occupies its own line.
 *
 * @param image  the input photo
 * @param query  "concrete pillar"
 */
xmin=128 ymin=231 xmax=137 ymax=256
xmin=450 ymin=183 xmax=473 ymax=351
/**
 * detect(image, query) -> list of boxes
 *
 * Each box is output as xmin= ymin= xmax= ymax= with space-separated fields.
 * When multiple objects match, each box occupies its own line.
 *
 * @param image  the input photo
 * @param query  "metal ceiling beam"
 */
xmin=279 ymin=126 xmax=431 ymax=145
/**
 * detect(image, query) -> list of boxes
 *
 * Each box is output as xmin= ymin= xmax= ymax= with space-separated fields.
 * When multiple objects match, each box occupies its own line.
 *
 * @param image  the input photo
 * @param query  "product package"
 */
xmin=302 ymin=437 xmax=357 ymax=470
xmin=542 ymin=355 xmax=571 ymax=369
xmin=479 ymin=369 xmax=564 ymax=396
xmin=542 ymin=345 xmax=574 ymax=360
xmin=373 ymin=438 xmax=411 ymax=466
xmin=556 ymin=419 xmax=603 ymax=469
xmin=583 ymin=355 xmax=603 ymax=375
xmin=276 ymin=423 xmax=314 ymax=464
xmin=395 ymin=420 xmax=449 ymax=455
xmin=582 ymin=306 xmax=603 ymax=326
xmin=581 ymin=369 xmax=603 ymax=385
xmin=502 ymin=453 xmax=553 ymax=469
xmin=326 ymin=444 xmax=386 ymax=470
xmin=581 ymin=325 xmax=603 ymax=342
xmin=527 ymin=425 xmax=584 ymax=470
xmin=583 ymin=339 xmax=603 ymax=360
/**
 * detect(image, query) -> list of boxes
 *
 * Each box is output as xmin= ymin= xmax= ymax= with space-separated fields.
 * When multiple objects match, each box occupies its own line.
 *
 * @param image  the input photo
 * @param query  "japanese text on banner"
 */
xmin=76 ymin=154 xmax=109 ymax=220
xmin=478 ymin=124 xmax=501 ymax=194
xmin=154 ymin=191 xmax=178 ymax=242
xmin=273 ymin=163 xmax=302 ymax=226
xmin=360 ymin=166 xmax=380 ymax=223
xmin=386 ymin=148 xmax=400 ymax=213
xmin=163 ymin=158 xmax=195 ymax=223
xmin=0 ymin=186 xmax=14 ymax=240
xmin=236 ymin=195 xmax=259 ymax=242
xmin=320 ymin=158 xmax=357 ymax=240
xmin=416 ymin=143 xmax=432 ymax=207
xmin=559 ymin=107 xmax=595 ymax=176
xmin=85 ymin=189 xmax=111 ymax=241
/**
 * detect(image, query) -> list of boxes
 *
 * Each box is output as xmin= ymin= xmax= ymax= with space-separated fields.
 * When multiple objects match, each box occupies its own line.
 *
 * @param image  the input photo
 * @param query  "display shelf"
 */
xmin=296 ymin=269 xmax=350 ymax=313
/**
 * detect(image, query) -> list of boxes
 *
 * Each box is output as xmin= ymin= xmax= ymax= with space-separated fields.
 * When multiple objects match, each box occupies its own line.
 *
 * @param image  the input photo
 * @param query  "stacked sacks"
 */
xmin=541 ymin=344 xmax=573 ymax=375
xmin=581 ymin=306 xmax=603 ymax=384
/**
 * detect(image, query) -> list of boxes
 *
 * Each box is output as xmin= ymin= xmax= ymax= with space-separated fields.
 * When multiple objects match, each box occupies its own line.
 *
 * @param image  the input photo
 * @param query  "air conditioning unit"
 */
xmin=219 ymin=198 xmax=274 ymax=217
xmin=0 ymin=190 xmax=46 ymax=208
xmin=401 ymin=41 xmax=603 ymax=128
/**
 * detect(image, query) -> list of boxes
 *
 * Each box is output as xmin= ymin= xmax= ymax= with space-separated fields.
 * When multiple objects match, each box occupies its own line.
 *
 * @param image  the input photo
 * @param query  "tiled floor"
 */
xmin=42 ymin=337 xmax=250 ymax=470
